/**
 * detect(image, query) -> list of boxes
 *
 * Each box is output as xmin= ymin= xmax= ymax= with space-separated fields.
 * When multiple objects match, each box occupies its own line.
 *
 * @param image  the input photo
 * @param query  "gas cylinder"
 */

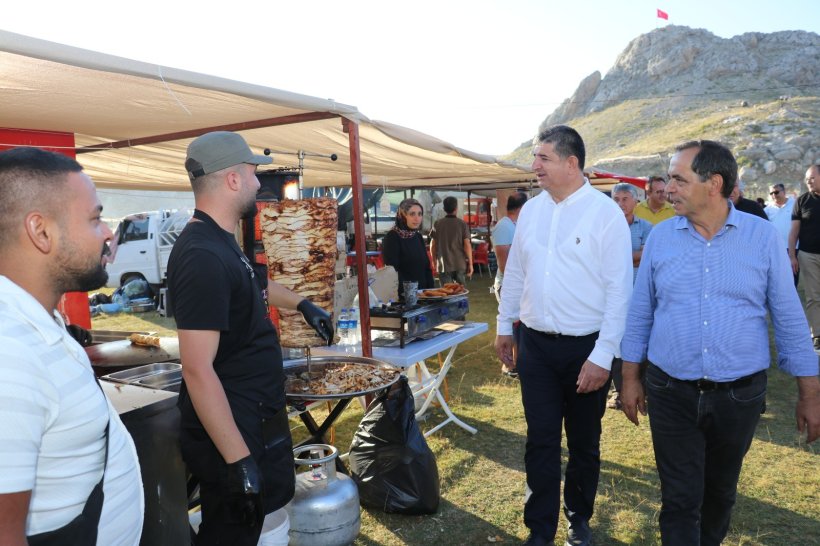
xmin=286 ymin=444 xmax=360 ymax=546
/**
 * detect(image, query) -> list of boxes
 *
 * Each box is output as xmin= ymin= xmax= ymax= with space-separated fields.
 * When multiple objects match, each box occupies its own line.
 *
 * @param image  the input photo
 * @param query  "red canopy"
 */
xmin=586 ymin=169 xmax=648 ymax=190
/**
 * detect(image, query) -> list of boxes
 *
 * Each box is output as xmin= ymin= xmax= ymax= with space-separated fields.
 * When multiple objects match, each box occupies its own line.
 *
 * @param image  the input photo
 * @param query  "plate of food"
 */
xmin=417 ymin=283 xmax=469 ymax=301
xmin=284 ymin=356 xmax=402 ymax=399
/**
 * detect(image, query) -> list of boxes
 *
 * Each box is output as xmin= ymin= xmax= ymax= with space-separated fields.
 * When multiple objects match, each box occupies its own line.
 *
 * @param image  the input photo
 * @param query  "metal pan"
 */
xmin=284 ymin=355 xmax=401 ymax=400
xmin=86 ymin=338 xmax=180 ymax=368
xmin=102 ymin=362 xmax=182 ymax=383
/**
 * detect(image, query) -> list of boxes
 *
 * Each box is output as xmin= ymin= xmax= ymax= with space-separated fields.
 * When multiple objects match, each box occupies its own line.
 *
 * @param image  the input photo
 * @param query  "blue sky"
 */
xmin=3 ymin=0 xmax=817 ymax=155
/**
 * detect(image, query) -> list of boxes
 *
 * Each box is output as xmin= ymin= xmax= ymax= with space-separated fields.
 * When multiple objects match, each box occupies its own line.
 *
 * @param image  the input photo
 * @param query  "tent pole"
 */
xmin=487 ymin=197 xmax=491 ymax=240
xmin=467 ymin=191 xmax=472 ymax=231
xmin=343 ymin=118 xmax=372 ymax=357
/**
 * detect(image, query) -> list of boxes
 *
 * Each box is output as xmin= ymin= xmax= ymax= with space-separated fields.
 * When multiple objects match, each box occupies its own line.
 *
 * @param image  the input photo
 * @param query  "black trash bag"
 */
xmin=348 ymin=376 xmax=440 ymax=514
xmin=88 ymin=292 xmax=112 ymax=306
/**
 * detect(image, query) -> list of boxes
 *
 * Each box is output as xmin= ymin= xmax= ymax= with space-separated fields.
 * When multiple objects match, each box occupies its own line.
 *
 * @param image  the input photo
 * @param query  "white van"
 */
xmin=105 ymin=209 xmax=192 ymax=289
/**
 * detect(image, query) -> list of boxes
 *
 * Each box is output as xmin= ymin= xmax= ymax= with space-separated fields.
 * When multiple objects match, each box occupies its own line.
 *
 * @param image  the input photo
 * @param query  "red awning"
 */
xmin=586 ymin=169 xmax=648 ymax=190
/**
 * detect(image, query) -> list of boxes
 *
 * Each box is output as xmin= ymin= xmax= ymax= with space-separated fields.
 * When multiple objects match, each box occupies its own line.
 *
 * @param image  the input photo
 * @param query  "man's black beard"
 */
xmin=240 ymin=197 xmax=258 ymax=220
xmin=56 ymin=263 xmax=109 ymax=294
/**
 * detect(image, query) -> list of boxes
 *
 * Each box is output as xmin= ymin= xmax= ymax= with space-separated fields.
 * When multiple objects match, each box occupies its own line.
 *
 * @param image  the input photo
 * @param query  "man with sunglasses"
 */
xmin=765 ymin=183 xmax=797 ymax=285
xmin=634 ymin=176 xmax=675 ymax=225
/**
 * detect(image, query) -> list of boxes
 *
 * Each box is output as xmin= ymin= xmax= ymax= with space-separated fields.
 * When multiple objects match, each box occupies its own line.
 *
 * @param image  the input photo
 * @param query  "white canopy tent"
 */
xmin=0 ymin=29 xmax=538 ymax=355
xmin=0 ymin=29 xmax=534 ymax=191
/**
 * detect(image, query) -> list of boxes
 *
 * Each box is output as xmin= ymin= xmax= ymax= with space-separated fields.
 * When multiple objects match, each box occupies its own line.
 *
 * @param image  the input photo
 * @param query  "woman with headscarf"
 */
xmin=381 ymin=198 xmax=435 ymax=290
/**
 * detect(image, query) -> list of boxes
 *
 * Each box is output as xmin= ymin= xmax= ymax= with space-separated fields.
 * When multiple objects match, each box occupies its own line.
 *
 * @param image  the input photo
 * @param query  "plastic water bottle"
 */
xmin=348 ymin=306 xmax=360 ymax=345
xmin=337 ymin=308 xmax=351 ymax=345
xmin=352 ymin=278 xmax=381 ymax=309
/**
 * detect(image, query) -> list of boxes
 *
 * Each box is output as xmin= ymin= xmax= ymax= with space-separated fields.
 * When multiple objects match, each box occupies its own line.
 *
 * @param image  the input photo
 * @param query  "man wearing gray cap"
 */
xmin=167 ymin=131 xmax=334 ymax=545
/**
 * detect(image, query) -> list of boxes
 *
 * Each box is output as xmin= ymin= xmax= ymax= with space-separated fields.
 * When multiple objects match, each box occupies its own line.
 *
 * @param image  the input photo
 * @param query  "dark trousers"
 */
xmin=645 ymin=364 xmax=766 ymax=546
xmin=182 ymin=428 xmax=264 ymax=546
xmin=611 ymin=358 xmax=648 ymax=393
xmin=611 ymin=358 xmax=623 ymax=392
xmin=517 ymin=324 xmax=610 ymax=540
xmin=196 ymin=479 xmax=263 ymax=546
xmin=439 ymin=270 xmax=466 ymax=285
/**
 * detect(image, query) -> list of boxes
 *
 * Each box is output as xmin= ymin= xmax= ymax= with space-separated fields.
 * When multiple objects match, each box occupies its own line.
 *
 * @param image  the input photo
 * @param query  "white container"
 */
xmin=191 ymin=508 xmax=289 ymax=545
xmin=258 ymin=508 xmax=290 ymax=546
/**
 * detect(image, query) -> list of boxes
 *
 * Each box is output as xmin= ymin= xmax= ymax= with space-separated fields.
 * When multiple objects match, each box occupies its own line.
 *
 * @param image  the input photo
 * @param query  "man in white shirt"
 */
xmin=765 ymin=183 xmax=797 ymax=285
xmin=0 ymin=147 xmax=143 ymax=545
xmin=495 ymin=126 xmax=633 ymax=546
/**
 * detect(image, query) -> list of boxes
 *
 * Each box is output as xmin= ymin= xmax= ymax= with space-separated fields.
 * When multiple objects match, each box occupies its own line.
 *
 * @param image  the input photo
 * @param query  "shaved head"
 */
xmin=0 ymin=147 xmax=82 ymax=249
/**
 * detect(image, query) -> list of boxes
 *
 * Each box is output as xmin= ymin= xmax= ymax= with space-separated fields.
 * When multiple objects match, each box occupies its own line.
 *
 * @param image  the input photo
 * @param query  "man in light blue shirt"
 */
xmin=620 ymin=140 xmax=820 ymax=546
xmin=491 ymin=191 xmax=528 ymax=378
xmin=491 ymin=191 xmax=528 ymax=302
xmin=607 ymin=183 xmax=653 ymax=410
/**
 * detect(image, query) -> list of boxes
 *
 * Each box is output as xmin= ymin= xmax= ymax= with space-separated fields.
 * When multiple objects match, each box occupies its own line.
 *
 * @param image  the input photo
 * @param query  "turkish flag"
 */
xmin=657 ymin=8 xmax=669 ymax=20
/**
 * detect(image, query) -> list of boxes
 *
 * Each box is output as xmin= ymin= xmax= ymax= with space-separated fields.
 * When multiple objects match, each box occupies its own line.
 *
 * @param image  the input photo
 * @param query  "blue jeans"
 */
xmin=645 ymin=364 xmax=766 ymax=546
xmin=517 ymin=324 xmax=609 ymax=540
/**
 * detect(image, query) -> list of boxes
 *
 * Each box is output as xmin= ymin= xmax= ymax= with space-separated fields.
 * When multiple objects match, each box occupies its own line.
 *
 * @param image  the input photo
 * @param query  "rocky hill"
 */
xmin=508 ymin=25 xmax=820 ymax=198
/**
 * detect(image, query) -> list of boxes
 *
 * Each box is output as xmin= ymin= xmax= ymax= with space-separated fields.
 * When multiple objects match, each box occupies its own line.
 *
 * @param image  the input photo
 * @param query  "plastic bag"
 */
xmin=347 ymin=376 xmax=440 ymax=514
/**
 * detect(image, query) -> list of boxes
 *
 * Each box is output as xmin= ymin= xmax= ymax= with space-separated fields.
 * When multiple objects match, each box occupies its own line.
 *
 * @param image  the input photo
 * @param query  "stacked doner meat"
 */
xmin=259 ymin=198 xmax=338 ymax=347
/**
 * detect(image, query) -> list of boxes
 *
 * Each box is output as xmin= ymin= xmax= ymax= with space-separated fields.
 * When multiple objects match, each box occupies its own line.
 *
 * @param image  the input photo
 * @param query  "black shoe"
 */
xmin=565 ymin=519 xmax=591 ymax=546
xmin=523 ymin=533 xmax=555 ymax=546
xmin=813 ymin=337 xmax=820 ymax=351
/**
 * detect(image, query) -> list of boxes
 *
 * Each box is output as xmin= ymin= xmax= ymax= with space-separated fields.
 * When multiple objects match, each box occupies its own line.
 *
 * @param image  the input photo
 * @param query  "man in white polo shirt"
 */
xmin=0 ymin=147 xmax=143 ymax=545
xmin=495 ymin=126 xmax=632 ymax=546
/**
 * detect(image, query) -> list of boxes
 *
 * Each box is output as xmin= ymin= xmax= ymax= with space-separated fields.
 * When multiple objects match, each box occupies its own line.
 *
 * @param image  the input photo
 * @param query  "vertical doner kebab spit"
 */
xmin=259 ymin=198 xmax=339 ymax=347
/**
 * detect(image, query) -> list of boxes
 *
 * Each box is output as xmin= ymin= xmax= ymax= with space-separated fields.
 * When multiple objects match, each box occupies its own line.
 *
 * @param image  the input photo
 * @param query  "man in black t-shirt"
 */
xmin=167 ymin=131 xmax=333 ymax=545
xmin=729 ymin=180 xmax=768 ymax=220
xmin=790 ymin=164 xmax=820 ymax=351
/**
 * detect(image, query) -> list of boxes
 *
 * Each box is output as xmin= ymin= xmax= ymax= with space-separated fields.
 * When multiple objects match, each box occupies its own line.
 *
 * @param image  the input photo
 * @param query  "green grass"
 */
xmin=93 ymin=275 xmax=820 ymax=545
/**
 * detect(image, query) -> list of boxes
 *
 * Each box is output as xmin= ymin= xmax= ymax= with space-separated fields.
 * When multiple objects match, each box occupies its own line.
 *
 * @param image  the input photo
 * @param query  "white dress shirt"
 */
xmin=764 ymin=197 xmax=794 ymax=248
xmin=497 ymin=182 xmax=633 ymax=369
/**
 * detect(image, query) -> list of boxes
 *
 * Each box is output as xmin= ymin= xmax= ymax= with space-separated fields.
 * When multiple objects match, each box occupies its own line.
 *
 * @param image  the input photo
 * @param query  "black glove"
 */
xmin=225 ymin=455 xmax=264 ymax=528
xmin=297 ymin=299 xmax=334 ymax=345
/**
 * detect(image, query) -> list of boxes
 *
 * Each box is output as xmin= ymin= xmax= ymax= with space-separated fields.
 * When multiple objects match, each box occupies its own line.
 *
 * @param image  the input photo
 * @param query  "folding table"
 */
xmin=312 ymin=321 xmax=488 ymax=436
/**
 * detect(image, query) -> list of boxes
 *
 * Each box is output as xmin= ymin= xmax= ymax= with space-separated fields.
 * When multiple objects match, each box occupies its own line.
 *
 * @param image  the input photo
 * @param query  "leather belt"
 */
xmin=532 ymin=329 xmax=597 ymax=340
xmin=682 ymin=371 xmax=764 ymax=392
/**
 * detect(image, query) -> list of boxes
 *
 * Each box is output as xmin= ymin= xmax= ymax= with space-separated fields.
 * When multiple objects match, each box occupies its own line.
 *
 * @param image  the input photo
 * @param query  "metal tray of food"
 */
xmin=102 ymin=362 xmax=182 ymax=384
xmin=284 ymin=356 xmax=402 ymax=400
xmin=417 ymin=289 xmax=469 ymax=301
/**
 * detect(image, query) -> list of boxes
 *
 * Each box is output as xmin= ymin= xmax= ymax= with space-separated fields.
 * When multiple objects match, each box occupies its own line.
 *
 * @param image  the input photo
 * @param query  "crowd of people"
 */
xmin=0 ymin=126 xmax=817 ymax=546
xmin=495 ymin=126 xmax=820 ymax=546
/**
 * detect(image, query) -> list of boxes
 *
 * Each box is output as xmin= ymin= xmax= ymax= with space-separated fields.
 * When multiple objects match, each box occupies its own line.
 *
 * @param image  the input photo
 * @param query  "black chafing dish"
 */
xmin=369 ymin=295 xmax=469 ymax=347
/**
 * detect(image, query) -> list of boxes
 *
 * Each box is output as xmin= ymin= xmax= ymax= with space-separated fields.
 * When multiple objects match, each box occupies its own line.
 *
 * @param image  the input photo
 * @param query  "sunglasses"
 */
xmin=769 ymin=190 xmax=781 ymax=195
